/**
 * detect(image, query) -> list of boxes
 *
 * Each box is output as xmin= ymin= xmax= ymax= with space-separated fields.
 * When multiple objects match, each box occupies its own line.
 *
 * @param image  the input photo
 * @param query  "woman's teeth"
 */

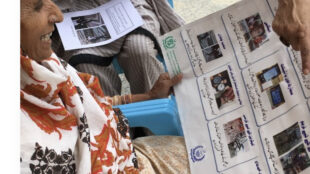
xmin=41 ymin=32 xmax=52 ymax=41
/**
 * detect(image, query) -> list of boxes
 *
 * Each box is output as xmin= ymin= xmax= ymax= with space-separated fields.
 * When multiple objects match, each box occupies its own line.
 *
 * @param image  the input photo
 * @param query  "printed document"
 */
xmin=56 ymin=0 xmax=143 ymax=50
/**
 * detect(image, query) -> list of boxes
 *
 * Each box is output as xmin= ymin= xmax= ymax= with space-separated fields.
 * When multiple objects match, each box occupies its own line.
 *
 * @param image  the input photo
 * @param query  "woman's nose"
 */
xmin=48 ymin=1 xmax=64 ymax=24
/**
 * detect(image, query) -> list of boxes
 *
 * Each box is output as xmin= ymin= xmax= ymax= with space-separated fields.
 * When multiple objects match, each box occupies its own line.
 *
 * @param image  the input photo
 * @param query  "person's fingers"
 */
xmin=272 ymin=13 xmax=282 ymax=34
xmin=280 ymin=36 xmax=290 ymax=47
xmin=158 ymin=72 xmax=170 ymax=80
xmin=272 ymin=12 xmax=306 ymax=50
xmin=301 ymin=35 xmax=310 ymax=74
xmin=168 ymin=87 xmax=174 ymax=95
xmin=169 ymin=73 xmax=183 ymax=86
xmin=273 ymin=22 xmax=294 ymax=48
xmin=289 ymin=28 xmax=306 ymax=51
xmin=291 ymin=42 xmax=301 ymax=51
xmin=296 ymin=26 xmax=306 ymax=38
xmin=279 ymin=26 xmax=302 ymax=50
xmin=291 ymin=25 xmax=307 ymax=49
xmin=286 ymin=24 xmax=301 ymax=35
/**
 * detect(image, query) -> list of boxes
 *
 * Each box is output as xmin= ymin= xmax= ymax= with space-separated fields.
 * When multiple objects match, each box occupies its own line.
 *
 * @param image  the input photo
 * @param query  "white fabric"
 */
xmin=20 ymin=53 xmax=137 ymax=173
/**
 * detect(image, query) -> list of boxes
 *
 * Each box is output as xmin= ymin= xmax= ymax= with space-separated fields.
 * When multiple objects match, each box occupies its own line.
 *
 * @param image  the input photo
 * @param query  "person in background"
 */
xmin=20 ymin=0 xmax=190 ymax=173
xmin=52 ymin=0 xmax=185 ymax=97
xmin=272 ymin=0 xmax=310 ymax=74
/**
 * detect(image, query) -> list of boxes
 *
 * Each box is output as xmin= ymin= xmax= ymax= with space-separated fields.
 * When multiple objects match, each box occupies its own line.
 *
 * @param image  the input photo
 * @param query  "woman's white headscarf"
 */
xmin=20 ymin=52 xmax=138 ymax=173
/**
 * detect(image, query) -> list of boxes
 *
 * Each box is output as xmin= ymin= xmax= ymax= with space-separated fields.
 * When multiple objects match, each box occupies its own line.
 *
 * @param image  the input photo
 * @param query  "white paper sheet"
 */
xmin=159 ymin=0 xmax=310 ymax=173
xmin=55 ymin=0 xmax=143 ymax=50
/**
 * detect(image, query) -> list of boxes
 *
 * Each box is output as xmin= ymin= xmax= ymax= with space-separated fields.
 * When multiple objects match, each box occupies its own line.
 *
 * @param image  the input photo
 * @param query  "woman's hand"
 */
xmin=272 ymin=0 xmax=310 ymax=74
xmin=127 ymin=73 xmax=183 ymax=104
xmin=148 ymin=73 xmax=183 ymax=99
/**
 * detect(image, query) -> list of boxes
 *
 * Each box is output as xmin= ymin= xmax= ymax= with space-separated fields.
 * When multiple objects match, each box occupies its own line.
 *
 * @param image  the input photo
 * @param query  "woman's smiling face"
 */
xmin=20 ymin=0 xmax=63 ymax=61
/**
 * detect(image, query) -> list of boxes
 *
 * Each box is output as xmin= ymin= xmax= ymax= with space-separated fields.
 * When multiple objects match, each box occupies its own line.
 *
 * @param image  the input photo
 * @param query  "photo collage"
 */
xmin=179 ymin=15 xmax=236 ymax=77
xmin=197 ymin=30 xmax=223 ymax=63
xmin=288 ymin=48 xmax=310 ymax=98
xmin=207 ymin=107 xmax=258 ymax=171
xmin=72 ymin=13 xmax=111 ymax=45
xmin=223 ymin=117 xmax=250 ymax=158
xmin=196 ymin=63 xmax=244 ymax=120
xmin=241 ymin=48 xmax=303 ymax=126
xmin=256 ymin=64 xmax=285 ymax=109
xmin=210 ymin=70 xmax=236 ymax=110
xmin=238 ymin=13 xmax=268 ymax=52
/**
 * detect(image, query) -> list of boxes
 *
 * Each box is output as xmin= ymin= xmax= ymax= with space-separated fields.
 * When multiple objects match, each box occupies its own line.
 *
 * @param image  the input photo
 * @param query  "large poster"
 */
xmin=159 ymin=0 xmax=310 ymax=173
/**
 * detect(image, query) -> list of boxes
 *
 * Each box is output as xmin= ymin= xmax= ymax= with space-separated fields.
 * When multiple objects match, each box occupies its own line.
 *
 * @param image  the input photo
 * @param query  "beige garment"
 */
xmin=52 ymin=0 xmax=184 ymax=96
xmin=53 ymin=0 xmax=184 ymax=60
xmin=73 ymin=0 xmax=165 ymax=95
xmin=133 ymin=136 xmax=190 ymax=174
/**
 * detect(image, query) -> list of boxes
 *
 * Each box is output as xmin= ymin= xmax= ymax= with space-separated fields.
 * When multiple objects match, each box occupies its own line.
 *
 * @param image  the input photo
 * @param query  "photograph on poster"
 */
xmin=238 ymin=13 xmax=268 ymax=52
xmin=273 ymin=122 xmax=302 ymax=156
xmin=72 ymin=13 xmax=111 ymax=45
xmin=267 ymin=85 xmax=285 ymax=109
xmin=256 ymin=64 xmax=283 ymax=92
xmin=210 ymin=70 xmax=236 ymax=110
xmin=223 ymin=117 xmax=250 ymax=158
xmin=72 ymin=13 xmax=104 ymax=30
xmin=280 ymin=144 xmax=310 ymax=174
xmin=76 ymin=25 xmax=111 ymax=45
xmin=197 ymin=30 xmax=223 ymax=63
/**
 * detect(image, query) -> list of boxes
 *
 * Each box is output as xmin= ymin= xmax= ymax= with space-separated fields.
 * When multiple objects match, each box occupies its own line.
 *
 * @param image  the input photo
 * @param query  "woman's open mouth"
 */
xmin=40 ymin=32 xmax=53 ymax=42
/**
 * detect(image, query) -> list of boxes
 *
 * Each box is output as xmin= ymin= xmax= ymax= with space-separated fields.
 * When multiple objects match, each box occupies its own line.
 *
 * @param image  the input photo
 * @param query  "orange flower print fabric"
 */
xmin=20 ymin=52 xmax=138 ymax=174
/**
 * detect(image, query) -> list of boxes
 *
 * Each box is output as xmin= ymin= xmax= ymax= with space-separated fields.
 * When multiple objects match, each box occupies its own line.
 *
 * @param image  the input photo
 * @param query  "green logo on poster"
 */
xmin=163 ymin=36 xmax=176 ymax=49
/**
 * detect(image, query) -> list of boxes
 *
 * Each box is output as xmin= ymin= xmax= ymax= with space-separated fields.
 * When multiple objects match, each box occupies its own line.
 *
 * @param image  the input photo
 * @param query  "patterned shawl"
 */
xmin=20 ymin=52 xmax=138 ymax=174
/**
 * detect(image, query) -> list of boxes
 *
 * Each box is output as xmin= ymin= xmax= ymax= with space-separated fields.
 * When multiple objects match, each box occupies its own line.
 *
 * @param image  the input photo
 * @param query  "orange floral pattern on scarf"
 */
xmin=21 ymin=94 xmax=77 ymax=139
xmin=78 ymin=72 xmax=113 ymax=116
xmin=20 ymin=53 xmax=138 ymax=173
xmin=21 ymin=54 xmax=78 ymax=139
xmin=78 ymin=73 xmax=138 ymax=173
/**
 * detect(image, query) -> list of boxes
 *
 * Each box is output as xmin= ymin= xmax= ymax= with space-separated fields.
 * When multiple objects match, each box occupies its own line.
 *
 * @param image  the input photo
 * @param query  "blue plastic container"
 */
xmin=114 ymin=96 xmax=183 ymax=136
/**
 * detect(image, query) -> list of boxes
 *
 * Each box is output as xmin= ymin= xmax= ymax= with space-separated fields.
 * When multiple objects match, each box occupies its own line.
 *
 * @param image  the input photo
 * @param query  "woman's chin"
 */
xmin=41 ymin=51 xmax=53 ymax=60
xmin=33 ymin=50 xmax=53 ymax=62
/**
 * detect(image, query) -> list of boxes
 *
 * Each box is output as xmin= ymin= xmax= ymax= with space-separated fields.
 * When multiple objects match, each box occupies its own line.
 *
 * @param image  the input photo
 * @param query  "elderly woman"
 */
xmin=272 ymin=0 xmax=310 ymax=74
xmin=20 ymin=0 xmax=189 ymax=173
